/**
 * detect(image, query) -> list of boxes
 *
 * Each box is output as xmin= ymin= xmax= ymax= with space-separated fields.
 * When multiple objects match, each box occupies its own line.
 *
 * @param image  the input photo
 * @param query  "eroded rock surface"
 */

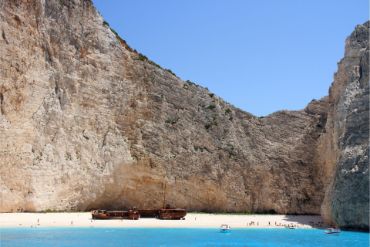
xmin=0 ymin=0 xmax=368 ymax=230
xmin=320 ymin=22 xmax=369 ymax=230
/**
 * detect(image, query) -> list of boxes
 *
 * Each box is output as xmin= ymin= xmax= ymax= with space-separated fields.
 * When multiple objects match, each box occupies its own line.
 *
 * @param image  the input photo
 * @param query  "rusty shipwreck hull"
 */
xmin=92 ymin=208 xmax=187 ymax=220
xmin=91 ymin=210 xmax=140 ymax=220
xmin=138 ymin=208 xmax=187 ymax=219
xmin=158 ymin=209 xmax=187 ymax=220
xmin=137 ymin=209 xmax=159 ymax=218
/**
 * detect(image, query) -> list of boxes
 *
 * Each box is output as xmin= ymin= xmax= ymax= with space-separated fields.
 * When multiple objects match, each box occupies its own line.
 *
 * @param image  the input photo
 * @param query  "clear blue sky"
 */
xmin=93 ymin=0 xmax=368 ymax=116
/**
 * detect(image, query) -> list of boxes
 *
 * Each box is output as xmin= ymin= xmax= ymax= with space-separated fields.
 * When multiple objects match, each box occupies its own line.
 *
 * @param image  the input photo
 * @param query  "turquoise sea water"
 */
xmin=0 ymin=227 xmax=369 ymax=247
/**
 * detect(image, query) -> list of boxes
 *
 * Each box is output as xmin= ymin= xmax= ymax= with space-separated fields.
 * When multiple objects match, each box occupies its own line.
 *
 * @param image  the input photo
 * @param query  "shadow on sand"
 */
xmin=282 ymin=215 xmax=326 ymax=229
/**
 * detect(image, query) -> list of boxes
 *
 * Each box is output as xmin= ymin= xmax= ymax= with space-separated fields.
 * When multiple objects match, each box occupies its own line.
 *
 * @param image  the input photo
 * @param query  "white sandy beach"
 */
xmin=0 ymin=213 xmax=325 ymax=229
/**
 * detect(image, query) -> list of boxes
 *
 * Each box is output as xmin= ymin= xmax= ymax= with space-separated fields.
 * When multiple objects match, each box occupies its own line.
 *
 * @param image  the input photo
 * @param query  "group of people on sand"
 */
xmin=247 ymin=221 xmax=259 ymax=226
xmin=247 ymin=221 xmax=298 ymax=227
xmin=309 ymin=221 xmax=324 ymax=228
xmin=245 ymin=220 xmax=323 ymax=228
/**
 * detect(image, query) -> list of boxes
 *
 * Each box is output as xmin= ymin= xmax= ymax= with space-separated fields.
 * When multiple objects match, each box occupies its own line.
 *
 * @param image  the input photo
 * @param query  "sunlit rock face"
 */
xmin=320 ymin=21 xmax=369 ymax=230
xmin=0 ymin=0 xmax=367 ymax=230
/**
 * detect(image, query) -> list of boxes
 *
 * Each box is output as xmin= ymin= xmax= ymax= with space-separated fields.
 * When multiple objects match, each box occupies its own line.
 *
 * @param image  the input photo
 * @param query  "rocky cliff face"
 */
xmin=0 ymin=0 xmax=368 ymax=230
xmin=320 ymin=22 xmax=369 ymax=230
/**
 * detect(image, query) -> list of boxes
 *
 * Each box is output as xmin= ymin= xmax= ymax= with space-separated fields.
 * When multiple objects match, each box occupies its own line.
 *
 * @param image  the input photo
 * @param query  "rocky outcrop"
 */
xmin=320 ymin=22 xmax=369 ymax=230
xmin=0 ymin=0 xmax=368 ymax=230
